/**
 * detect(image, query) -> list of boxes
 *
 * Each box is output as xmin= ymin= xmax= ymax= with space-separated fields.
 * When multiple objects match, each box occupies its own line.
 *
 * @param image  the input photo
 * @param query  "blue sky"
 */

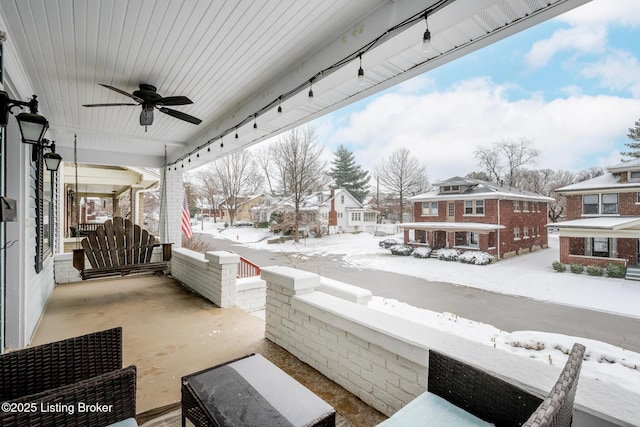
xmin=313 ymin=0 xmax=640 ymax=182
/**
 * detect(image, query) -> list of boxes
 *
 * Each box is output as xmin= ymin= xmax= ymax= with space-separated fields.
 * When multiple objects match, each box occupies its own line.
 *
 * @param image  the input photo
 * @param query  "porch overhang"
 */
xmin=0 ymin=0 xmax=592 ymax=169
xmin=398 ymin=221 xmax=504 ymax=234
xmin=548 ymin=217 xmax=640 ymax=238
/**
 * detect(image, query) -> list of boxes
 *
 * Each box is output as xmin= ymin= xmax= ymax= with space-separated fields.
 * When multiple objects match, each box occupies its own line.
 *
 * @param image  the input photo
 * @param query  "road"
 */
xmin=198 ymin=233 xmax=640 ymax=353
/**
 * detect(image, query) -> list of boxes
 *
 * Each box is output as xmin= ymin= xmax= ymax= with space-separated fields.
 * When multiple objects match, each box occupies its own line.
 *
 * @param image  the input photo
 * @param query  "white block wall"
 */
xmin=236 ymin=277 xmax=266 ymax=312
xmin=261 ymin=266 xmax=640 ymax=425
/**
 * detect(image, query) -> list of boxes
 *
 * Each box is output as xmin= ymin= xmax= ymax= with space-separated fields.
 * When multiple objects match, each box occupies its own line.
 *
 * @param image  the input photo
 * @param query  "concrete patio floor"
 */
xmin=31 ymin=274 xmax=386 ymax=426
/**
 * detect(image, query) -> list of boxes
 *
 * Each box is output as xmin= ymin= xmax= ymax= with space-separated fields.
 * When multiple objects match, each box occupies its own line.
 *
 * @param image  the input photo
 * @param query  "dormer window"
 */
xmin=440 ymin=185 xmax=460 ymax=194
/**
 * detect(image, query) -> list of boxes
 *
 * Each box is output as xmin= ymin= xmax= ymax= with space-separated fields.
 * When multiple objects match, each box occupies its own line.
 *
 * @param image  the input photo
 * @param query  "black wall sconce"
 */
xmin=0 ymin=91 xmax=49 ymax=144
xmin=0 ymin=90 xmax=61 ymax=170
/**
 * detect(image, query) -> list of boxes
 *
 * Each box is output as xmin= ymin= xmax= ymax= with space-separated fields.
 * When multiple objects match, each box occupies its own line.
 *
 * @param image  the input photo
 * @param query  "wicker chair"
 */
xmin=1 ymin=365 xmax=137 ymax=426
xmin=428 ymin=342 xmax=585 ymax=427
xmin=1 ymin=327 xmax=123 ymax=401
xmin=0 ymin=327 xmax=136 ymax=426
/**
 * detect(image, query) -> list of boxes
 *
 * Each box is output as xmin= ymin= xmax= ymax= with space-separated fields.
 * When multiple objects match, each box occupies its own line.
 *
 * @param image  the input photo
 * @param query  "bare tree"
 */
xmin=516 ymin=168 xmax=575 ymax=222
xmin=575 ymin=166 xmax=606 ymax=182
xmin=473 ymin=144 xmax=502 ymax=182
xmin=475 ymin=138 xmax=539 ymax=187
xmin=270 ymin=125 xmax=326 ymax=242
xmin=374 ymin=148 xmax=429 ymax=222
xmin=209 ymin=151 xmax=263 ymax=225
xmin=196 ymin=165 xmax=223 ymax=222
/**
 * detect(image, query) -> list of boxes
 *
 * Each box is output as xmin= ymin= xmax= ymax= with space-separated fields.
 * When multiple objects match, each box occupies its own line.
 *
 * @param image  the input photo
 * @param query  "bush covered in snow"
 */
xmin=389 ymin=245 xmax=413 ymax=256
xmin=412 ymin=247 xmax=432 ymax=258
xmin=570 ymin=263 xmax=584 ymax=274
xmin=552 ymin=261 xmax=566 ymax=272
xmin=606 ymin=263 xmax=626 ymax=278
xmin=586 ymin=265 xmax=604 ymax=276
xmin=438 ymin=249 xmax=460 ymax=261
xmin=459 ymin=251 xmax=494 ymax=265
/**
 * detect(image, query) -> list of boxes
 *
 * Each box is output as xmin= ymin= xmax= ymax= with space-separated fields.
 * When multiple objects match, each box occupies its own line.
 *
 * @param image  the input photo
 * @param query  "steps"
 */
xmin=626 ymin=267 xmax=640 ymax=281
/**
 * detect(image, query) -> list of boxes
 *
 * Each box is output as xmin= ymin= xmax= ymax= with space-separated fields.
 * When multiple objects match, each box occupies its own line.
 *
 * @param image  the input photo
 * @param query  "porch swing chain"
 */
xmin=74 ymin=134 xmax=79 ymax=247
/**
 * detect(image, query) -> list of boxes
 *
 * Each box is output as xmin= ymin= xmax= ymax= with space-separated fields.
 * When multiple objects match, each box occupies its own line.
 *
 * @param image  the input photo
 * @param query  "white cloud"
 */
xmin=524 ymin=25 xmax=606 ymax=69
xmin=559 ymin=0 xmax=640 ymax=27
xmin=321 ymin=77 xmax=640 ymax=182
xmin=580 ymin=49 xmax=640 ymax=97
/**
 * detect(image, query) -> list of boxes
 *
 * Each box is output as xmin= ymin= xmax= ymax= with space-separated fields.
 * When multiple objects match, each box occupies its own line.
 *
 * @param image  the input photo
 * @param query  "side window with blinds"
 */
xmin=33 ymin=153 xmax=55 ymax=273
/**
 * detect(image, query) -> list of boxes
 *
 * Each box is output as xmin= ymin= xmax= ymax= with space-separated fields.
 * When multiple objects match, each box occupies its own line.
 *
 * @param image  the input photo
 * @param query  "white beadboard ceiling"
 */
xmin=0 ymin=0 xmax=591 ymax=170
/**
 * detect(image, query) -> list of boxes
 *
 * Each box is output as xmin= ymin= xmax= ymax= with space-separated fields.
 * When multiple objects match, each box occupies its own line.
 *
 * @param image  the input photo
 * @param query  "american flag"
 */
xmin=181 ymin=193 xmax=193 ymax=239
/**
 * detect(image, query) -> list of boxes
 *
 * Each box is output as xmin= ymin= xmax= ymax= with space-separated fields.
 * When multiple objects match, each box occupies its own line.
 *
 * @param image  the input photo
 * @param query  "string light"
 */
xmin=357 ymin=53 xmax=365 ymax=85
xmin=166 ymin=4 xmax=444 ymax=170
xmin=422 ymin=11 xmax=431 ymax=52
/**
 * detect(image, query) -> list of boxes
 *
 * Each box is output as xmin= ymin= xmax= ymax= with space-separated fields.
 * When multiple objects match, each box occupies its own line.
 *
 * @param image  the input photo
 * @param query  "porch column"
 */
xmin=159 ymin=168 xmax=183 ymax=247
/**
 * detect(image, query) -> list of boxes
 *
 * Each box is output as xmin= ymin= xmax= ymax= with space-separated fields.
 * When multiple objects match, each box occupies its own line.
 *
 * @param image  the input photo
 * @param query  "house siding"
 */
xmin=411 ymin=196 xmax=549 ymax=259
xmin=562 ymin=191 xmax=639 ymax=266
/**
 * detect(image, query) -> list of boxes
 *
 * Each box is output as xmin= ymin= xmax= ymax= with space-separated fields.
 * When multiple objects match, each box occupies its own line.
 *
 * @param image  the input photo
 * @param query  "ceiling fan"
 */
xmin=82 ymin=83 xmax=202 ymax=131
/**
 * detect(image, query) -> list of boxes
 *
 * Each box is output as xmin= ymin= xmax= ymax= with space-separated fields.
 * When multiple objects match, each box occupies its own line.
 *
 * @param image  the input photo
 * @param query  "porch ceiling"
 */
xmin=0 ymin=0 xmax=590 ymax=170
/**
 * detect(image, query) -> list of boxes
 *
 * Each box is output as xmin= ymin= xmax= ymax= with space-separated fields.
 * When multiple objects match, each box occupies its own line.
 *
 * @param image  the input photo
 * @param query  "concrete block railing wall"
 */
xmin=170 ymin=248 xmax=265 ymax=311
xmin=261 ymin=266 xmax=639 ymax=426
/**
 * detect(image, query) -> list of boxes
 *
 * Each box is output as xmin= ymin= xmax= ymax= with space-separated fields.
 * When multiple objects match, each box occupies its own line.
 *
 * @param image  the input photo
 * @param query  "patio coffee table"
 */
xmin=181 ymin=353 xmax=335 ymax=427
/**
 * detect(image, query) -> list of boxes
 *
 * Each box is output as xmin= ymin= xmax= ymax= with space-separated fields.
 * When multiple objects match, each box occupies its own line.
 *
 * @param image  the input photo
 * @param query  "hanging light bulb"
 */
xmin=357 ymin=53 xmax=365 ymax=85
xmin=196 ymin=150 xmax=200 ymax=158
xmin=308 ymin=80 xmax=314 ymax=101
xmin=235 ymin=127 xmax=239 ymax=139
xmin=277 ymin=97 xmax=283 ymax=114
xmin=207 ymin=146 xmax=211 ymax=152
xmin=220 ymin=136 xmax=224 ymax=148
xmin=422 ymin=12 xmax=431 ymax=52
xmin=253 ymin=115 xmax=258 ymax=132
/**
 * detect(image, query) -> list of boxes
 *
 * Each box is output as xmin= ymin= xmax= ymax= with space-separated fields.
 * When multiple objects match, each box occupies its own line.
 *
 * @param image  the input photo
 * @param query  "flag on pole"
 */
xmin=181 ymin=193 xmax=193 ymax=239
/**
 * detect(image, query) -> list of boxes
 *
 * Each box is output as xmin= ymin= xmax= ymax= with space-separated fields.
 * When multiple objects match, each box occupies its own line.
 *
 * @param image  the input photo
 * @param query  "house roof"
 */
xmin=0 ymin=0 xmax=590 ymax=170
xmin=410 ymin=178 xmax=554 ymax=202
xmin=554 ymin=173 xmax=640 ymax=193
xmin=548 ymin=217 xmax=640 ymax=230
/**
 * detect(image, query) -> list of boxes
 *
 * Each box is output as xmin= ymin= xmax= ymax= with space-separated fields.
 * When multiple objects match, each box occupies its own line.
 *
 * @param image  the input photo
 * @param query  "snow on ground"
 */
xmin=194 ymin=222 xmax=640 ymax=395
xmin=202 ymin=223 xmax=640 ymax=319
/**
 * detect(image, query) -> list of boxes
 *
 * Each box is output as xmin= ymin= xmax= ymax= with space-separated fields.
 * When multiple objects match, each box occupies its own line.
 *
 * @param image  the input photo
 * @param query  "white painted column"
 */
xmin=159 ymin=168 xmax=183 ymax=247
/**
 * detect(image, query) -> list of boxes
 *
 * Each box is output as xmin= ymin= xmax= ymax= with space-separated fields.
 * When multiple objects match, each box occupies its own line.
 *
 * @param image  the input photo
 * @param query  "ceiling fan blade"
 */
xmin=158 ymin=107 xmax=202 ymax=125
xmin=99 ymin=83 xmax=144 ymax=103
xmin=154 ymin=96 xmax=193 ymax=106
xmin=82 ymin=103 xmax=138 ymax=107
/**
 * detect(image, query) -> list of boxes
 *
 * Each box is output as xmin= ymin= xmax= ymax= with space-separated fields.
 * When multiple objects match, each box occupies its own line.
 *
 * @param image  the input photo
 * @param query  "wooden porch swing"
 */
xmin=72 ymin=216 xmax=172 ymax=280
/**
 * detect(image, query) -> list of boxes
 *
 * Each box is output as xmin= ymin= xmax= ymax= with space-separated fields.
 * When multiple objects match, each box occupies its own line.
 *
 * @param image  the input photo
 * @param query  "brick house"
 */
xmin=403 ymin=177 xmax=552 ymax=259
xmin=552 ymin=159 xmax=640 ymax=267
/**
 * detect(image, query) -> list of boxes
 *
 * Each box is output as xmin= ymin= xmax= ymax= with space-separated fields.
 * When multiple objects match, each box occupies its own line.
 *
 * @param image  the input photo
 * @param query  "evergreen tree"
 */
xmin=328 ymin=145 xmax=370 ymax=202
xmin=622 ymin=118 xmax=640 ymax=159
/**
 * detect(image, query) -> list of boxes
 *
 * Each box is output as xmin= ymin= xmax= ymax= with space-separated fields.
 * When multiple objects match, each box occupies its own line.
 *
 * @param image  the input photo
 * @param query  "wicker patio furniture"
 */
xmin=1 ymin=365 xmax=137 ymax=426
xmin=0 ymin=327 xmax=123 ymax=401
xmin=380 ymin=342 xmax=585 ymax=426
xmin=0 ymin=327 xmax=137 ymax=426
xmin=182 ymin=353 xmax=335 ymax=427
